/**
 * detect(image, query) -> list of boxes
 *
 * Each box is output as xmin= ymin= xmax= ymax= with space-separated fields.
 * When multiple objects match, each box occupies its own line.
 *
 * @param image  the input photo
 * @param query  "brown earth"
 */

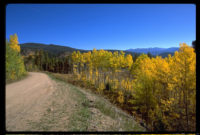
xmin=6 ymin=72 xmax=57 ymax=131
xmin=6 ymin=72 xmax=145 ymax=131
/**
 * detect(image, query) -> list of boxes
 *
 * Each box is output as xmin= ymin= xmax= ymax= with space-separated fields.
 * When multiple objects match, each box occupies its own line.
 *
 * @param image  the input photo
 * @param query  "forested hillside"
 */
xmin=20 ymin=42 xmax=176 ymax=58
xmin=69 ymin=43 xmax=196 ymax=131
xmin=20 ymin=43 xmax=87 ymax=56
xmin=6 ymin=34 xmax=26 ymax=83
xmin=20 ymin=42 xmax=147 ymax=58
xmin=23 ymin=49 xmax=71 ymax=73
xmin=20 ymin=43 xmax=142 ymax=73
xmin=16 ymin=40 xmax=196 ymax=131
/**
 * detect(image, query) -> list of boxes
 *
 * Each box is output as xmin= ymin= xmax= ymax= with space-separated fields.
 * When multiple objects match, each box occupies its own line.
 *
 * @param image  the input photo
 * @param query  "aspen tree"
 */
xmin=9 ymin=33 xmax=20 ymax=52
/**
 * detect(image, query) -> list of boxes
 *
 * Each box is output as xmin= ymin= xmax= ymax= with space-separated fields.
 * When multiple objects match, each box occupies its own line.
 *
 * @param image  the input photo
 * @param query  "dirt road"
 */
xmin=6 ymin=72 xmax=145 ymax=131
xmin=6 ymin=72 xmax=56 ymax=131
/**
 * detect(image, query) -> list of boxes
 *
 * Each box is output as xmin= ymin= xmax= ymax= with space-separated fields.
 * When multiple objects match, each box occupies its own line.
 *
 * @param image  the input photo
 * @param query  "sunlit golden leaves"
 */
xmin=9 ymin=33 xmax=20 ymax=52
xmin=70 ymin=43 xmax=195 ymax=131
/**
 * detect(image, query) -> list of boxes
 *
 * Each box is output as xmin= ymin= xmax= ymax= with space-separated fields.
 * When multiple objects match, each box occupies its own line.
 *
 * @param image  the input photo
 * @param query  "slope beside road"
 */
xmin=6 ymin=72 xmax=145 ymax=131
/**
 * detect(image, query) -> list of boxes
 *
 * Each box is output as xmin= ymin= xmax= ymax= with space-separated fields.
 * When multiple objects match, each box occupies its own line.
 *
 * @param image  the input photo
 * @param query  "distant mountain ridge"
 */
xmin=19 ymin=43 xmax=87 ymax=56
xmin=19 ymin=42 xmax=178 ymax=58
xmin=126 ymin=47 xmax=179 ymax=55
xmin=19 ymin=43 xmax=139 ymax=57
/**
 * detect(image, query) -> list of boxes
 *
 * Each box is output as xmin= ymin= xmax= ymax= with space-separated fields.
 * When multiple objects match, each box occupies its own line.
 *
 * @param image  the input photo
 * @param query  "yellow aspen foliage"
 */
xmin=112 ymin=78 xmax=119 ymax=90
xmin=127 ymin=79 xmax=132 ymax=90
xmin=97 ymin=82 xmax=105 ymax=91
xmin=130 ymin=54 xmax=149 ymax=76
xmin=73 ymin=64 xmax=77 ymax=74
xmin=170 ymin=43 xmax=196 ymax=130
xmin=89 ymin=69 xmax=93 ymax=80
xmin=77 ymin=73 xmax=81 ymax=80
xmin=70 ymin=44 xmax=196 ymax=131
xmin=117 ymin=91 xmax=124 ymax=104
xmin=125 ymin=54 xmax=133 ymax=70
xmin=6 ymin=35 xmax=26 ymax=82
xmin=121 ymin=79 xmax=125 ymax=90
xmin=91 ymin=79 xmax=95 ymax=85
xmin=125 ymin=79 xmax=129 ymax=90
xmin=81 ymin=73 xmax=86 ymax=81
xmin=105 ymin=75 xmax=109 ymax=83
xmin=9 ymin=33 xmax=20 ymax=52
xmin=95 ymin=69 xmax=98 ymax=77
xmin=119 ymin=51 xmax=126 ymax=68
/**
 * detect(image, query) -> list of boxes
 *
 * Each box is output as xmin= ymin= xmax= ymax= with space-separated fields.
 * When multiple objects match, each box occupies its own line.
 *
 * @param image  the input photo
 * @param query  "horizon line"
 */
xmin=19 ymin=42 xmax=181 ymax=51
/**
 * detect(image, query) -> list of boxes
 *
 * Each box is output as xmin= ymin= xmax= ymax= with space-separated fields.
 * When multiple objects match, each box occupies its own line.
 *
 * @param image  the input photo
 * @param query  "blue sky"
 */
xmin=6 ymin=4 xmax=196 ymax=50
